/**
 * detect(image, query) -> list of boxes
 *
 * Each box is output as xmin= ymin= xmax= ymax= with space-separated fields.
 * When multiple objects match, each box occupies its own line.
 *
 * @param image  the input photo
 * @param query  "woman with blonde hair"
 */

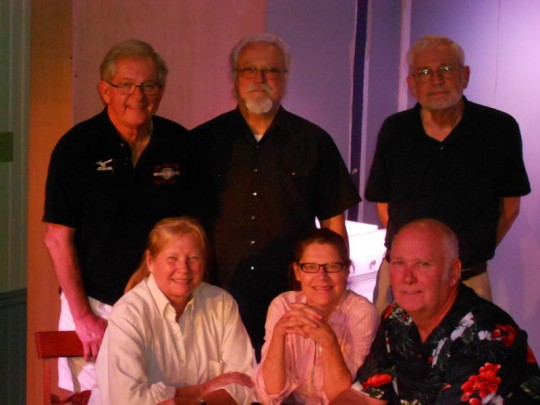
xmin=94 ymin=216 xmax=254 ymax=405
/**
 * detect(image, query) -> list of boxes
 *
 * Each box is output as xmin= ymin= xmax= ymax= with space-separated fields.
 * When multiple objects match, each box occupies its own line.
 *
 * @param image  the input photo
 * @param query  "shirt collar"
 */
xmin=146 ymin=274 xmax=202 ymax=320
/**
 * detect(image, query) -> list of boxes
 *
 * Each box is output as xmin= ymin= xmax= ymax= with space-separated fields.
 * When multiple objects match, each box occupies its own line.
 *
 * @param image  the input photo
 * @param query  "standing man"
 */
xmin=192 ymin=33 xmax=360 ymax=358
xmin=366 ymin=35 xmax=530 ymax=313
xmin=331 ymin=219 xmax=540 ymax=404
xmin=44 ymin=39 xmax=191 ymax=391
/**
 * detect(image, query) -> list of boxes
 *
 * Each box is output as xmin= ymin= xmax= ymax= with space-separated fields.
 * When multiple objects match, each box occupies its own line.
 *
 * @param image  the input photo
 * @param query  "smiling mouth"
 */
xmin=313 ymin=286 xmax=332 ymax=291
xmin=172 ymin=279 xmax=191 ymax=284
xmin=401 ymin=290 xmax=422 ymax=295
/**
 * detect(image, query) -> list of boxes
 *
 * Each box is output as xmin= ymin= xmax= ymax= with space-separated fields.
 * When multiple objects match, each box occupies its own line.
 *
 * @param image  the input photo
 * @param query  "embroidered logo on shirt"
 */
xmin=153 ymin=164 xmax=181 ymax=185
xmin=96 ymin=159 xmax=114 ymax=172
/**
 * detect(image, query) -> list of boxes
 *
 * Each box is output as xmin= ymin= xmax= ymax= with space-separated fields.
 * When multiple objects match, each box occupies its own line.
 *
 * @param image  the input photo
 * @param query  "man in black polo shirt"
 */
xmin=192 ymin=33 xmax=360 ymax=359
xmin=44 ymin=39 xmax=191 ymax=391
xmin=365 ymin=35 xmax=530 ymax=314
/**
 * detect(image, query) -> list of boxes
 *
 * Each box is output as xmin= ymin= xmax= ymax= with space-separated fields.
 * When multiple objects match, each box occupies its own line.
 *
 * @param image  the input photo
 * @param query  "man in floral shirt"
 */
xmin=332 ymin=219 xmax=540 ymax=404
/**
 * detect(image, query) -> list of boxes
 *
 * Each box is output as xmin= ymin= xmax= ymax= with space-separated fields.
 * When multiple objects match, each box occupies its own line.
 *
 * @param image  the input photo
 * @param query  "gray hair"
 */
xmin=100 ymin=39 xmax=169 ymax=86
xmin=407 ymin=35 xmax=465 ymax=72
xmin=229 ymin=33 xmax=291 ymax=77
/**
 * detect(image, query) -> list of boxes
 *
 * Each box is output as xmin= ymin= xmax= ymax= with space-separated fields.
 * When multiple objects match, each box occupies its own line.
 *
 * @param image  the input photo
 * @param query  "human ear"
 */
xmin=97 ymin=80 xmax=112 ymax=104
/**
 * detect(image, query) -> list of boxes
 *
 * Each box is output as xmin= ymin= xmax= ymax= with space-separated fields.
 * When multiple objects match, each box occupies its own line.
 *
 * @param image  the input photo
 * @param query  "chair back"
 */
xmin=34 ymin=331 xmax=91 ymax=405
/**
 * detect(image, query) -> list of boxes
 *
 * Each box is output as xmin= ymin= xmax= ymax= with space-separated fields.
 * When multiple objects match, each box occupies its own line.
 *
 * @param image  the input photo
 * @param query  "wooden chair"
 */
xmin=34 ymin=331 xmax=91 ymax=405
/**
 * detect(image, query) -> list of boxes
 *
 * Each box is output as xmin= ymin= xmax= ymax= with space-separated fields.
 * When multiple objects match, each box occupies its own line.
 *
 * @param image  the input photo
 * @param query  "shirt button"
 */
xmin=254 ymin=168 xmax=259 ymax=173
xmin=250 ymin=240 xmax=256 ymax=245
xmin=250 ymin=215 xmax=256 ymax=220
xmin=250 ymin=266 xmax=255 ymax=271
xmin=252 ymin=192 xmax=258 ymax=196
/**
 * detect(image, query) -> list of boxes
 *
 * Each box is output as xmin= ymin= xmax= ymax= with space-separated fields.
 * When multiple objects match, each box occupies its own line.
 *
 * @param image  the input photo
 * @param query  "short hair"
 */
xmin=294 ymin=228 xmax=351 ymax=266
xmin=290 ymin=227 xmax=351 ymax=290
xmin=125 ymin=217 xmax=210 ymax=293
xmin=100 ymin=39 xmax=169 ymax=86
xmin=392 ymin=218 xmax=460 ymax=279
xmin=407 ymin=35 xmax=465 ymax=72
xmin=229 ymin=33 xmax=291 ymax=77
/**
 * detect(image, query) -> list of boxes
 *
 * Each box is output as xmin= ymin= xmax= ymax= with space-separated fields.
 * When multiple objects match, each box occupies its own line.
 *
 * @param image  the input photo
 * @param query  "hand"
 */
xmin=200 ymin=372 xmax=254 ymax=395
xmin=273 ymin=302 xmax=325 ymax=339
xmin=74 ymin=312 xmax=108 ymax=362
xmin=276 ymin=303 xmax=336 ymax=346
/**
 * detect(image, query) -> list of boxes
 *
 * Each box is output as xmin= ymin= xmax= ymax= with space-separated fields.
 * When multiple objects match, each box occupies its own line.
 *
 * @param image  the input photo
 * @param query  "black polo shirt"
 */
xmin=44 ymin=109 xmax=192 ymax=304
xmin=365 ymin=98 xmax=530 ymax=268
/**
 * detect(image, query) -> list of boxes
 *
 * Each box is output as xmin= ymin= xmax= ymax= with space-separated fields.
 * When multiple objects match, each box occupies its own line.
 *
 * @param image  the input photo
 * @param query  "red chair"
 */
xmin=34 ymin=331 xmax=91 ymax=405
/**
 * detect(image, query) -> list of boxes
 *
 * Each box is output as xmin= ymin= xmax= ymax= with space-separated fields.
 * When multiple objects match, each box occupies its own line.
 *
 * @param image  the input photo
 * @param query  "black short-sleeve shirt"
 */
xmin=44 ymin=109 xmax=192 ymax=304
xmin=191 ymin=107 xmax=360 ymax=351
xmin=365 ymin=98 xmax=530 ymax=268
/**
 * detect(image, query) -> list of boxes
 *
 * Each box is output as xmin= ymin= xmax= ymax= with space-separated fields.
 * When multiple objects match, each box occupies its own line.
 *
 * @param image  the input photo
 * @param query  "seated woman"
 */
xmin=254 ymin=228 xmax=379 ymax=404
xmin=94 ymin=217 xmax=255 ymax=405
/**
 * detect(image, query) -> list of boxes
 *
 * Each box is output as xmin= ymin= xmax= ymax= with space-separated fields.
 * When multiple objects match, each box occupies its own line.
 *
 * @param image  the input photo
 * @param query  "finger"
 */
xmin=83 ymin=342 xmax=92 ymax=362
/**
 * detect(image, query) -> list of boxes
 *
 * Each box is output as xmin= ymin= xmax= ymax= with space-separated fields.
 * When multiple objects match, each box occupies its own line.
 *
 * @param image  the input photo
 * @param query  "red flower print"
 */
xmin=362 ymin=373 xmax=393 ymax=389
xmin=492 ymin=324 xmax=517 ymax=347
xmin=461 ymin=363 xmax=502 ymax=404
xmin=383 ymin=304 xmax=393 ymax=319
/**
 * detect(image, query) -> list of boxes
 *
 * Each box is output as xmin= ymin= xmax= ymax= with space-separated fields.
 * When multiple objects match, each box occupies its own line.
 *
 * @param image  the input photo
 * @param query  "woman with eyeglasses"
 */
xmin=254 ymin=228 xmax=378 ymax=404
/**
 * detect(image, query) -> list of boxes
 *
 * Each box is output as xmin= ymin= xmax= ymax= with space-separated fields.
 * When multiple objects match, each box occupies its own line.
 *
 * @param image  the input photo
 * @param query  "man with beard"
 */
xmin=365 ymin=35 xmax=530 ymax=314
xmin=191 ymin=33 xmax=360 ymax=359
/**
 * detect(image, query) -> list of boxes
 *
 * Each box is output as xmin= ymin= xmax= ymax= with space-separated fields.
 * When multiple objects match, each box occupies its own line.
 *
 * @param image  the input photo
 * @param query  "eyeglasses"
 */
xmin=298 ymin=262 xmax=345 ymax=273
xmin=412 ymin=65 xmax=461 ymax=83
xmin=236 ymin=66 xmax=287 ymax=80
xmin=106 ymin=81 xmax=162 ymax=95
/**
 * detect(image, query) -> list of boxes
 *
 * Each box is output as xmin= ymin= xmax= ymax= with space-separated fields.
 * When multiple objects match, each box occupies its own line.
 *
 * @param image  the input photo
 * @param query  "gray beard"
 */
xmin=245 ymin=97 xmax=273 ymax=114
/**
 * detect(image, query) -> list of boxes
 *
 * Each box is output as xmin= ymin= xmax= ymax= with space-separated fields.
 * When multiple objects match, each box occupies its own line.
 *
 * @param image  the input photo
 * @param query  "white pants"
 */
xmin=372 ymin=259 xmax=493 ymax=315
xmin=58 ymin=293 xmax=112 ymax=392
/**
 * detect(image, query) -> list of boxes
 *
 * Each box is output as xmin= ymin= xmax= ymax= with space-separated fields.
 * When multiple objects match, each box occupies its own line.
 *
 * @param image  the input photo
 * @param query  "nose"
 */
xmin=253 ymin=69 xmax=267 ymax=83
xmin=429 ymin=70 xmax=445 ymax=84
xmin=314 ymin=266 xmax=330 ymax=279
xmin=130 ymin=84 xmax=147 ymax=98
xmin=401 ymin=265 xmax=416 ymax=284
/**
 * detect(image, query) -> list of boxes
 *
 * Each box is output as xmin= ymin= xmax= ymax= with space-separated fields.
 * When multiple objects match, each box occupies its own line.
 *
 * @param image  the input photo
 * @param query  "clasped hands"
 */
xmin=275 ymin=302 xmax=335 ymax=347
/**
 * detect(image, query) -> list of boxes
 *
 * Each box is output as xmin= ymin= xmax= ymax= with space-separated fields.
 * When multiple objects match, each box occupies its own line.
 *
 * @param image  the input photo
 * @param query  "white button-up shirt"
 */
xmin=95 ymin=275 xmax=255 ymax=404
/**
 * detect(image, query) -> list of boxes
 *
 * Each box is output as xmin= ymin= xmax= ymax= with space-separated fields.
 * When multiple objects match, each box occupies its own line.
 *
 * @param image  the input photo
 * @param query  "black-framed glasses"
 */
xmin=298 ymin=262 xmax=345 ymax=273
xmin=412 ymin=65 xmax=461 ymax=83
xmin=236 ymin=66 xmax=287 ymax=80
xmin=107 ymin=81 xmax=162 ymax=95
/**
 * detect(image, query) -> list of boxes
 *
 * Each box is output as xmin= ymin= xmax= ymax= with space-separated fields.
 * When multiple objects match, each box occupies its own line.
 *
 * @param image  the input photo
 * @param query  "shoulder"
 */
xmin=267 ymin=291 xmax=304 ymax=312
xmin=109 ymin=281 xmax=155 ymax=325
xmin=465 ymin=99 xmax=516 ymax=120
xmin=191 ymin=110 xmax=239 ymax=135
xmin=152 ymin=115 xmax=188 ymax=135
xmin=196 ymin=282 xmax=239 ymax=308
xmin=464 ymin=99 xmax=519 ymax=130
xmin=54 ymin=112 xmax=109 ymax=148
xmin=277 ymin=108 xmax=331 ymax=138
xmin=342 ymin=290 xmax=379 ymax=320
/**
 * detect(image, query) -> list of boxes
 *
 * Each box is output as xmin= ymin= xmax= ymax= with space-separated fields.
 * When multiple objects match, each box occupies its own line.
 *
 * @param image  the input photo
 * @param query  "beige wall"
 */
xmin=27 ymin=1 xmax=266 ymax=403
xmin=72 ymin=0 xmax=267 ymax=129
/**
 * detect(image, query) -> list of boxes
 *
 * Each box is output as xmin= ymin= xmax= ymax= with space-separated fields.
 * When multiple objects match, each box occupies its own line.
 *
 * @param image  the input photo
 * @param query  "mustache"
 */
xmin=247 ymin=84 xmax=272 ymax=94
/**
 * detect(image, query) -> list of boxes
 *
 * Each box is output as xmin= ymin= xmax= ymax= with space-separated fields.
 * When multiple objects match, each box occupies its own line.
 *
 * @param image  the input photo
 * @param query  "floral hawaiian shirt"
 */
xmin=355 ymin=284 xmax=540 ymax=404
